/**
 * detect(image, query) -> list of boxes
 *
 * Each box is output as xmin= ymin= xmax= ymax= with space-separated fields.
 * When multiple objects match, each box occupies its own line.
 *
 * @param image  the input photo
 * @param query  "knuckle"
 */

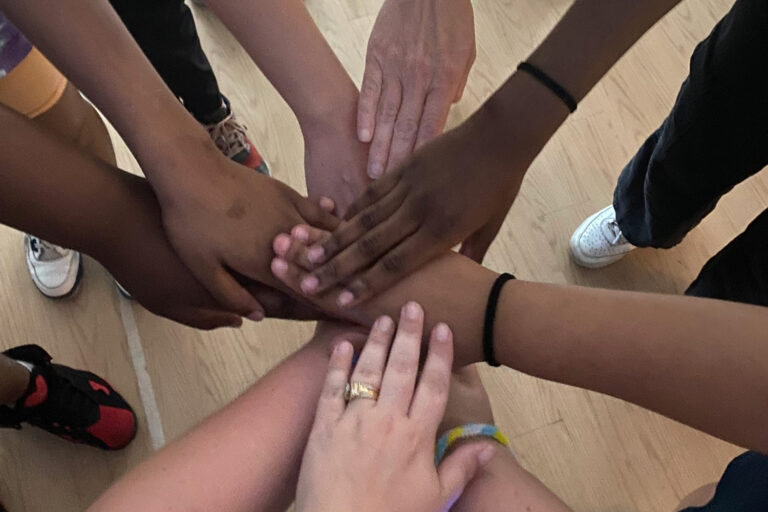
xmin=381 ymin=101 xmax=399 ymax=121
xmin=361 ymin=78 xmax=381 ymax=97
xmin=359 ymin=211 xmax=379 ymax=231
xmin=319 ymin=260 xmax=339 ymax=281
xmin=354 ymin=365 xmax=381 ymax=385
xmin=381 ymin=252 xmax=405 ymax=274
xmin=357 ymin=234 xmax=380 ymax=258
xmin=394 ymin=118 xmax=419 ymax=140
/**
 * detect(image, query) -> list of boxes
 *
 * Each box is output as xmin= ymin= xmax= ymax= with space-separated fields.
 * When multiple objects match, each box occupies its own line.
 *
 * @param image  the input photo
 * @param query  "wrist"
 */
xmin=471 ymin=70 xmax=570 ymax=172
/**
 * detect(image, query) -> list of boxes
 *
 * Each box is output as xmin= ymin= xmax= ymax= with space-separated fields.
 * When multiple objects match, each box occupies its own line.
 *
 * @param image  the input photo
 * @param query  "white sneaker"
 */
xmin=570 ymin=206 xmax=636 ymax=268
xmin=24 ymin=235 xmax=83 ymax=298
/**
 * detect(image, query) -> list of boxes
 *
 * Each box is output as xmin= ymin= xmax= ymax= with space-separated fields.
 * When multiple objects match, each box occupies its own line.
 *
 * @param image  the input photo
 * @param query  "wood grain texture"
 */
xmin=2 ymin=0 xmax=762 ymax=510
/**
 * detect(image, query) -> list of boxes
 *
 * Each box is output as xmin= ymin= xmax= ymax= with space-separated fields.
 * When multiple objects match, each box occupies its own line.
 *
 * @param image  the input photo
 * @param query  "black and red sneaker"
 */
xmin=0 ymin=345 xmax=137 ymax=450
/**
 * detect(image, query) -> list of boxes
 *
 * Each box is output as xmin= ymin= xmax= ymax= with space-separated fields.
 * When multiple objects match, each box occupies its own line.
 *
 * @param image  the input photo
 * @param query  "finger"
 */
xmin=358 ymin=59 xmax=383 ymax=143
xmin=453 ymin=48 xmax=475 ymax=103
xmin=315 ymin=341 xmax=354 ymax=426
xmin=378 ymin=302 xmax=424 ymax=413
xmin=414 ymin=88 xmax=454 ymax=150
xmin=409 ymin=322 xmax=453 ymax=427
xmin=386 ymin=84 xmax=427 ymax=171
xmin=246 ymin=283 xmax=329 ymax=321
xmin=342 ymin=170 xmax=401 ymax=222
xmin=202 ymin=265 xmax=265 ymax=321
xmin=306 ymin=197 xmax=416 ymax=296
xmin=458 ymin=213 xmax=505 ymax=263
xmin=438 ymin=443 xmax=496 ymax=507
xmin=348 ymin=314 xmax=396 ymax=410
xmin=296 ymin=196 xmax=340 ymax=231
xmin=318 ymin=196 xmax=336 ymax=213
xmin=170 ymin=307 xmax=243 ymax=330
xmin=367 ymin=76 xmax=402 ymax=179
xmin=270 ymin=257 xmax=342 ymax=314
xmin=274 ymin=229 xmax=329 ymax=272
xmin=335 ymin=227 xmax=439 ymax=307
xmin=302 ymin=187 xmax=407 ymax=278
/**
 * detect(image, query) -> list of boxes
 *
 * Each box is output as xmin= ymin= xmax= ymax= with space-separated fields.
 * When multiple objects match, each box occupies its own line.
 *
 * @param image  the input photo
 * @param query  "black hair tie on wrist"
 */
xmin=483 ymin=272 xmax=515 ymax=367
xmin=517 ymin=61 xmax=577 ymax=113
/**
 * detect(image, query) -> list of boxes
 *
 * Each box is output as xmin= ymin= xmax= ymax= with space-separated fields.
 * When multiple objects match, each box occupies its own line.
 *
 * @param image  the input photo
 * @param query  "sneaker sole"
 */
xmin=32 ymin=255 xmax=84 ymax=300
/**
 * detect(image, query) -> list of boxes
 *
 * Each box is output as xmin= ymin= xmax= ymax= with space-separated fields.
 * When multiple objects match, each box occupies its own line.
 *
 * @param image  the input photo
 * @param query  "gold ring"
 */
xmin=344 ymin=382 xmax=380 ymax=402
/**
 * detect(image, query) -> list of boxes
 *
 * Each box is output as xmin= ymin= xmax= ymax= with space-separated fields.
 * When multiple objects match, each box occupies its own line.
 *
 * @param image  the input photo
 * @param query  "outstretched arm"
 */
xmin=297 ymin=0 xmax=687 ymax=303
xmin=0 ymin=0 xmax=338 ymax=319
xmin=271 ymin=229 xmax=768 ymax=453
xmin=204 ymin=0 xmax=371 ymax=214
xmin=88 ymin=323 xmax=367 ymax=512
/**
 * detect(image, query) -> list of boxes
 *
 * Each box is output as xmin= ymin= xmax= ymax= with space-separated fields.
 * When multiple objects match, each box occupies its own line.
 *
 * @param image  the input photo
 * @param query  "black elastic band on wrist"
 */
xmin=483 ymin=272 xmax=515 ymax=367
xmin=517 ymin=61 xmax=577 ymax=113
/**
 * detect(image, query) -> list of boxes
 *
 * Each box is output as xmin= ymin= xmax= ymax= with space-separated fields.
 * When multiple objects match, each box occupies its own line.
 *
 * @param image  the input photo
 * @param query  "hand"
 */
xmin=296 ymin=302 xmax=495 ymax=512
xmin=293 ymin=109 xmax=524 ymax=306
xmin=101 ymin=175 xmax=329 ymax=328
xmin=154 ymin=147 xmax=339 ymax=320
xmin=359 ymin=0 xmax=476 ymax=177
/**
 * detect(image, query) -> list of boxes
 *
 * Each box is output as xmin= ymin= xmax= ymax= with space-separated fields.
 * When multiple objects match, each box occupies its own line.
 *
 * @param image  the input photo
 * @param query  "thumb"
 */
xmin=438 ymin=442 xmax=496 ymax=505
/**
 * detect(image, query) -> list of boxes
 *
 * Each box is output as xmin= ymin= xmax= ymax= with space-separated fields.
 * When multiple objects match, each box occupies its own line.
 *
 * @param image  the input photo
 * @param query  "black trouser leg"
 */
xmin=108 ymin=0 xmax=224 ymax=121
xmin=613 ymin=0 xmax=768 ymax=248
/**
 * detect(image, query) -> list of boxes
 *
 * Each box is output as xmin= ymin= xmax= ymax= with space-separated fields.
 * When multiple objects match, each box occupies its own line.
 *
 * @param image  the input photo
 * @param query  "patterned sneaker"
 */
xmin=570 ymin=205 xmax=636 ymax=268
xmin=203 ymin=97 xmax=269 ymax=175
xmin=0 ymin=345 xmax=137 ymax=450
xmin=24 ymin=235 xmax=83 ymax=299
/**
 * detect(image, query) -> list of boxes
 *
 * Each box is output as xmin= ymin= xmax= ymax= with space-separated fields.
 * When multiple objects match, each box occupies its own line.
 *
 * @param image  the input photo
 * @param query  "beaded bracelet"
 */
xmin=435 ymin=423 xmax=510 ymax=466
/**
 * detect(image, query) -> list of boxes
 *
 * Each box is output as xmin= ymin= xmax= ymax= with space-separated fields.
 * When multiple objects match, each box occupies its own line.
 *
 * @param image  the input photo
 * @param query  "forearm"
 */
xmin=89 ymin=335 xmax=336 ymax=512
xmin=499 ymin=280 xmax=768 ymax=453
xmin=315 ymin=253 xmax=768 ymax=451
xmin=473 ymin=0 xmax=684 ymax=177
xmin=206 ymin=0 xmax=359 ymax=134
xmin=0 ymin=0 xmax=213 ymax=189
xmin=0 ymin=105 xmax=137 ymax=257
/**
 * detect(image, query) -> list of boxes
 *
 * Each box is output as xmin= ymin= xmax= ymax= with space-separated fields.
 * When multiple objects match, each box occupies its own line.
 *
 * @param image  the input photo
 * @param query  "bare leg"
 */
xmin=440 ymin=366 xmax=572 ymax=512
xmin=0 ymin=354 xmax=30 ymax=406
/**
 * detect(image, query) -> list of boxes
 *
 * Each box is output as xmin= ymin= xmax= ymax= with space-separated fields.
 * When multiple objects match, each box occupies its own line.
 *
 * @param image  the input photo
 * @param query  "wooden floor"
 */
xmin=0 ymin=0 xmax=759 ymax=510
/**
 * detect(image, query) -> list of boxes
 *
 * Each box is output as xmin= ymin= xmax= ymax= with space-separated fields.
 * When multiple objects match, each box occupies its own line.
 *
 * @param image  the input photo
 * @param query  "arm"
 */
xmin=271 ymin=232 xmax=768 ymax=453
xmin=298 ymin=0 xmax=686 ymax=303
xmin=0 ymin=105 xmax=322 ymax=328
xmin=88 ymin=323 xmax=367 ymax=512
xmin=204 ymin=0 xmax=371 ymax=214
xmin=0 ymin=0 xmax=338 ymax=317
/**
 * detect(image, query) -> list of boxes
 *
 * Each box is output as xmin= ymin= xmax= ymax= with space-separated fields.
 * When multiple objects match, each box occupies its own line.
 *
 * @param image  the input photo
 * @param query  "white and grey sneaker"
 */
xmin=24 ymin=235 xmax=83 ymax=298
xmin=570 ymin=206 xmax=636 ymax=268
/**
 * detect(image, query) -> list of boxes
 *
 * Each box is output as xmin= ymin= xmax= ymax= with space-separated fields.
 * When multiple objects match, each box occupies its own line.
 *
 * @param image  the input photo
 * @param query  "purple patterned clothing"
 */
xmin=0 ymin=13 xmax=32 ymax=78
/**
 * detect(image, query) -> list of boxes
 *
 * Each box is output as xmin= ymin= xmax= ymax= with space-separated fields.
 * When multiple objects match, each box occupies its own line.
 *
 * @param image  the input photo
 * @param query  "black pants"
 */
xmin=108 ymin=0 xmax=223 ymax=122
xmin=613 ymin=0 xmax=768 ymax=306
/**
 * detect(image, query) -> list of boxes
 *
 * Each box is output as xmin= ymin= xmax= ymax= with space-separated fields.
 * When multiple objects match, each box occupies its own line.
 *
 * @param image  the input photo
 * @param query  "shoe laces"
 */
xmin=602 ymin=219 xmax=627 ymax=246
xmin=28 ymin=236 xmax=67 ymax=262
xmin=205 ymin=111 xmax=250 ymax=159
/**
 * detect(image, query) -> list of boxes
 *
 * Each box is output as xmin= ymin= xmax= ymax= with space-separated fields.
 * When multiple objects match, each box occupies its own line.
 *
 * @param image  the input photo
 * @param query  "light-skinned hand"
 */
xmin=296 ymin=302 xmax=495 ymax=512
xmin=359 ymin=0 xmax=476 ymax=178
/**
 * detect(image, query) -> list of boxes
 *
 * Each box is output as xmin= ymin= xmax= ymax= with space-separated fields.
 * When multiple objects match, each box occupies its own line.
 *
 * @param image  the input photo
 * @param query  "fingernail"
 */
xmin=404 ymin=301 xmax=421 ymax=320
xmin=337 ymin=290 xmax=355 ymax=308
xmin=274 ymin=234 xmax=291 ymax=255
xmin=435 ymin=323 xmax=451 ymax=342
xmin=376 ymin=315 xmax=393 ymax=333
xmin=308 ymin=246 xmax=325 ymax=264
xmin=368 ymin=164 xmax=383 ymax=179
xmin=478 ymin=445 xmax=496 ymax=465
xmin=301 ymin=275 xmax=319 ymax=293
xmin=359 ymin=128 xmax=371 ymax=141
xmin=293 ymin=226 xmax=309 ymax=242
xmin=271 ymin=258 xmax=288 ymax=274
xmin=248 ymin=310 xmax=264 ymax=322
xmin=335 ymin=341 xmax=351 ymax=356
